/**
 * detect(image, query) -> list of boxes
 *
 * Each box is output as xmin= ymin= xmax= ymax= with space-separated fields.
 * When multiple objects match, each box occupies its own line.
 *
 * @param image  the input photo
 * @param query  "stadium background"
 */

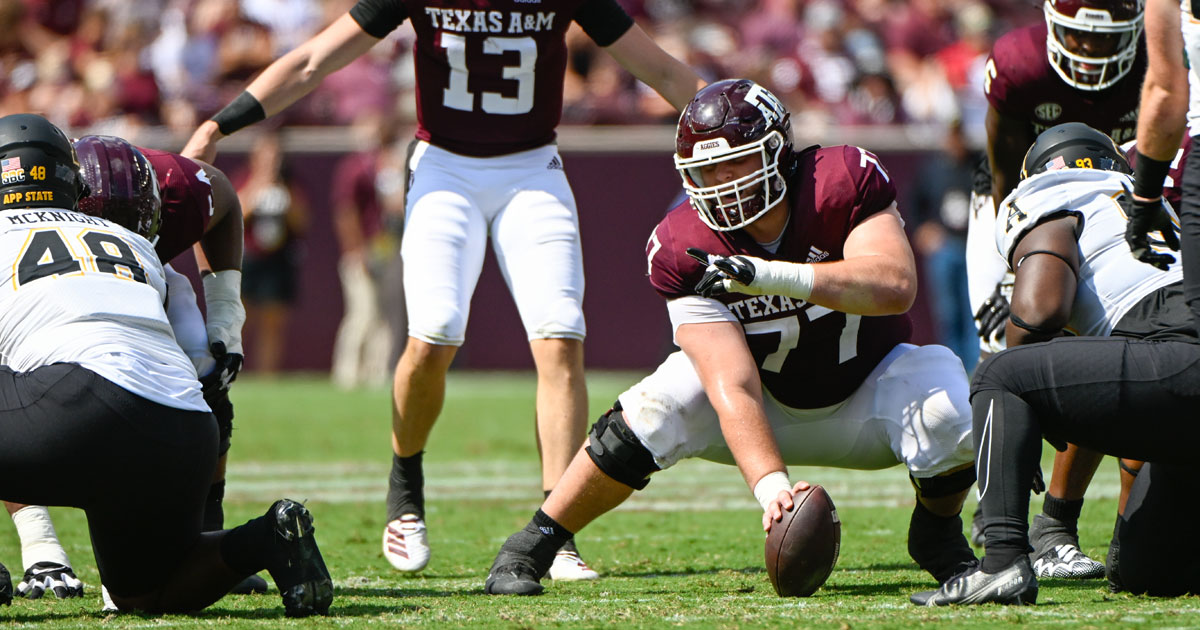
xmin=0 ymin=0 xmax=1044 ymax=371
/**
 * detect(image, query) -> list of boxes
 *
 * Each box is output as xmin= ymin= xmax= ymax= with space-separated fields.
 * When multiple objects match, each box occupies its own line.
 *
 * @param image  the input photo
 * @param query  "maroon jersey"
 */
xmin=985 ymin=23 xmax=1145 ymax=144
xmin=350 ymin=0 xmax=633 ymax=157
xmin=646 ymin=146 xmax=912 ymax=409
xmin=140 ymin=148 xmax=214 ymax=264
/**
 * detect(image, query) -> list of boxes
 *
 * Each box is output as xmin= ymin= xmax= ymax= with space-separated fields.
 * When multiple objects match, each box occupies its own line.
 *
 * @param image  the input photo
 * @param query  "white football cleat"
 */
xmin=382 ymin=514 xmax=430 ymax=572
xmin=101 ymin=585 xmax=118 ymax=612
xmin=548 ymin=547 xmax=599 ymax=581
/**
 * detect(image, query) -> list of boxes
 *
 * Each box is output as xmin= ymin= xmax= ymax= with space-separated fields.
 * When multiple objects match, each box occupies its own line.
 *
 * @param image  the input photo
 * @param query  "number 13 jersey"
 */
xmin=349 ymin=0 xmax=635 ymax=156
xmin=0 ymin=208 xmax=208 ymax=411
xmin=646 ymin=145 xmax=912 ymax=410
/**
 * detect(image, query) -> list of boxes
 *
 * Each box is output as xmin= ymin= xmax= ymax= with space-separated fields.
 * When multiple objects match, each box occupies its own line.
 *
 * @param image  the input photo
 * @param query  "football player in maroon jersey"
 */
xmin=182 ymin=0 xmax=703 ymax=580
xmin=965 ymin=0 xmax=1146 ymax=579
xmin=483 ymin=79 xmax=979 ymax=596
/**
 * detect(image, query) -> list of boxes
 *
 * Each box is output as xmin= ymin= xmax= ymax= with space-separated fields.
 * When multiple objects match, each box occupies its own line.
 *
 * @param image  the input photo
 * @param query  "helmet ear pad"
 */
xmin=674 ymin=79 xmax=795 ymax=231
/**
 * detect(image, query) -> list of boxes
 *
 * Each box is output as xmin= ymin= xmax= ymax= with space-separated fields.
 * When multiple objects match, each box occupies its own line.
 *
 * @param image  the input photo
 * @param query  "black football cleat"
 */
xmin=229 ymin=573 xmax=269 ymax=595
xmin=264 ymin=500 xmax=333 ymax=617
xmin=0 ymin=562 xmax=11 ymax=606
xmin=911 ymin=556 xmax=1038 ymax=606
xmin=485 ymin=550 xmax=546 ymax=596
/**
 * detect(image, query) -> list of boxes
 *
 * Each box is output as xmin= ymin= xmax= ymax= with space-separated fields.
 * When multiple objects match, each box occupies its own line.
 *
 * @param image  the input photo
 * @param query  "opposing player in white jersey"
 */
xmin=0 ymin=113 xmax=332 ymax=616
xmin=918 ymin=123 xmax=1200 ymax=605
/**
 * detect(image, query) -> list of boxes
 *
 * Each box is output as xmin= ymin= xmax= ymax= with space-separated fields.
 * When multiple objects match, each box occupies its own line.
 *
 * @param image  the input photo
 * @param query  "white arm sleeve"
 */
xmin=165 ymin=264 xmax=216 ymax=378
xmin=666 ymin=296 xmax=739 ymax=345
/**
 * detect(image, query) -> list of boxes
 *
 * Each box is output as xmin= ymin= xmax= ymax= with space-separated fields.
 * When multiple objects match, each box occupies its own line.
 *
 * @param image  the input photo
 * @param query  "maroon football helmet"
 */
xmin=73 ymin=135 xmax=161 ymax=240
xmin=675 ymin=79 xmax=794 ymax=231
xmin=1044 ymin=0 xmax=1143 ymax=91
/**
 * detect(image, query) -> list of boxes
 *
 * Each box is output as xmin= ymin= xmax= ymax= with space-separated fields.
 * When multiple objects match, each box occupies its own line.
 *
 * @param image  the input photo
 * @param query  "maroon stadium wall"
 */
xmin=197 ymin=147 xmax=936 ymax=373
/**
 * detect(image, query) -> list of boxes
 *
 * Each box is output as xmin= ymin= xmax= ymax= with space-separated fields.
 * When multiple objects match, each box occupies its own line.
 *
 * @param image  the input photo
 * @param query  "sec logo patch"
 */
xmin=1035 ymin=102 xmax=1062 ymax=122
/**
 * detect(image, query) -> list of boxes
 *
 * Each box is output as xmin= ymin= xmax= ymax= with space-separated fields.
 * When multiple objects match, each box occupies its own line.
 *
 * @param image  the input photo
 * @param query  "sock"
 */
xmin=1041 ymin=495 xmax=1083 ymax=528
xmin=12 ymin=506 xmax=70 ymax=570
xmin=202 ymin=480 xmax=226 ymax=532
xmin=907 ymin=501 xmax=975 ymax=583
xmin=973 ymin=389 xmax=1043 ymax=573
xmin=219 ymin=513 xmax=272 ymax=576
xmin=543 ymin=489 xmax=575 ymax=552
xmin=386 ymin=452 xmax=425 ymax=521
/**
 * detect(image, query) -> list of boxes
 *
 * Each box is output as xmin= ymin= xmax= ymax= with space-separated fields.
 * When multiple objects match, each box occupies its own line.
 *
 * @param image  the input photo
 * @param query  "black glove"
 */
xmin=17 ymin=562 xmax=83 ymax=599
xmin=200 ymin=341 xmax=243 ymax=397
xmin=686 ymin=247 xmax=756 ymax=298
xmin=973 ymin=283 xmax=1010 ymax=341
xmin=1122 ymin=194 xmax=1180 ymax=271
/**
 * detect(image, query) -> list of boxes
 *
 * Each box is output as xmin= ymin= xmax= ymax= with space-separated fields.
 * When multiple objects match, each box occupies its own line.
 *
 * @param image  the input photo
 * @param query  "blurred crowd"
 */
xmin=0 ymin=0 xmax=1039 ymax=141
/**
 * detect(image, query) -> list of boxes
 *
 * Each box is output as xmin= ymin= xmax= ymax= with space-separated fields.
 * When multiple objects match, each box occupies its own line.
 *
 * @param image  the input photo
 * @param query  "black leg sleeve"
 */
xmin=971 ymin=387 xmax=1042 ymax=571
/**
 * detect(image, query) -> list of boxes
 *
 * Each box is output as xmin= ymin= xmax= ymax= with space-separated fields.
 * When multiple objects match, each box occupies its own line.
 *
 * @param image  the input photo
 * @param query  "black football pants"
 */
xmin=1181 ymin=133 xmax=1200 ymax=336
xmin=970 ymin=335 xmax=1200 ymax=586
xmin=0 ymin=363 xmax=218 ymax=597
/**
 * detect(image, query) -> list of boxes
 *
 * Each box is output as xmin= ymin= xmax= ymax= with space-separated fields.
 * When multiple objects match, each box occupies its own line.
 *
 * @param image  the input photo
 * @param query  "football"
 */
xmin=764 ymin=484 xmax=841 ymax=597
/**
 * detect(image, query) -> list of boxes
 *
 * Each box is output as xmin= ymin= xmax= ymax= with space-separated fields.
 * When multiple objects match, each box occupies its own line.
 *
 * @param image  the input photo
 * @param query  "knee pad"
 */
xmin=911 ymin=466 xmax=976 ymax=499
xmin=585 ymin=402 xmax=659 ymax=491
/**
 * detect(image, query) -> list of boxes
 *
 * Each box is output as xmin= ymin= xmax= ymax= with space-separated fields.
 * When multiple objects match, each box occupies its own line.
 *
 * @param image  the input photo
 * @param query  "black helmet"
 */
xmin=0 ymin=113 xmax=86 ymax=211
xmin=1021 ymin=122 xmax=1131 ymax=179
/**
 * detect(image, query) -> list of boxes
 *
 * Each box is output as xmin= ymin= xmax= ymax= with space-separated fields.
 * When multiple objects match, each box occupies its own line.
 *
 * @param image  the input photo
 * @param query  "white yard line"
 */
xmin=225 ymin=459 xmax=1122 ymax=510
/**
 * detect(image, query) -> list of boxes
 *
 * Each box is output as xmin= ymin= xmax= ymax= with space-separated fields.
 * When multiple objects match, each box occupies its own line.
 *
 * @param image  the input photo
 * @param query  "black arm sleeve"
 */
xmin=574 ymin=0 xmax=635 ymax=47
xmin=349 ymin=0 xmax=409 ymax=39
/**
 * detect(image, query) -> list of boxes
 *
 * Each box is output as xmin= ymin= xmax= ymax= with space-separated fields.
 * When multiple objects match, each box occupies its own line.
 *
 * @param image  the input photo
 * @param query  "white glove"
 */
xmin=202 ymin=270 xmax=246 ymax=356
xmin=17 ymin=562 xmax=83 ymax=599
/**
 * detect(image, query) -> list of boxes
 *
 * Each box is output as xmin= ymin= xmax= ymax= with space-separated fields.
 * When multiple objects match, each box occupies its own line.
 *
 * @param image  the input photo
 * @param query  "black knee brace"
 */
xmin=911 ymin=466 xmax=977 ymax=499
xmin=585 ymin=403 xmax=660 ymax=491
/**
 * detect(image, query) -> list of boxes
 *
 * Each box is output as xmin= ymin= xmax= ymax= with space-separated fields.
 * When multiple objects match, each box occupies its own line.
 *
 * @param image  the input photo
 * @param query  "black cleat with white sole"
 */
xmin=911 ymin=556 xmax=1038 ymax=606
xmin=264 ymin=499 xmax=333 ymax=617
xmin=485 ymin=550 xmax=546 ymax=595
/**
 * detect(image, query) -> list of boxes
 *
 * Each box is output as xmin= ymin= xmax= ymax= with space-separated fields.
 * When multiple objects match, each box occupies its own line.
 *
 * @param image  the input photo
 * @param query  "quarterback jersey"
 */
xmin=646 ymin=145 xmax=911 ymax=409
xmin=985 ymin=22 xmax=1145 ymax=144
xmin=0 ymin=207 xmax=208 ymax=411
xmin=996 ymin=168 xmax=1184 ymax=337
xmin=349 ymin=0 xmax=633 ymax=156
xmin=141 ymin=148 xmax=214 ymax=264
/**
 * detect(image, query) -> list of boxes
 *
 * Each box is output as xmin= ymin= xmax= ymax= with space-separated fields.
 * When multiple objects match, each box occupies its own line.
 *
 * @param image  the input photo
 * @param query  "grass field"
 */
xmin=3 ymin=372 xmax=1199 ymax=629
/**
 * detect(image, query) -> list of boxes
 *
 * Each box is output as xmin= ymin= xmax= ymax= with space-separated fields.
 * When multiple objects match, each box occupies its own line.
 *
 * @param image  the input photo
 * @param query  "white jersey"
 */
xmin=0 ymin=207 xmax=208 ymax=411
xmin=1184 ymin=1 xmax=1200 ymax=132
xmin=996 ymin=169 xmax=1183 ymax=337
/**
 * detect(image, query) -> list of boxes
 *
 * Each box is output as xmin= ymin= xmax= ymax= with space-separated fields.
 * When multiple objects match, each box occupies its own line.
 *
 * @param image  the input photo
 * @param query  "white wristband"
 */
xmin=753 ymin=471 xmax=793 ymax=511
xmin=730 ymin=259 xmax=815 ymax=300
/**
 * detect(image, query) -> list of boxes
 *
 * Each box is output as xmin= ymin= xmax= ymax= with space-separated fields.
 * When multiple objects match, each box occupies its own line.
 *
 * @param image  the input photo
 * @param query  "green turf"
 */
xmin=3 ymin=372 xmax=1199 ymax=628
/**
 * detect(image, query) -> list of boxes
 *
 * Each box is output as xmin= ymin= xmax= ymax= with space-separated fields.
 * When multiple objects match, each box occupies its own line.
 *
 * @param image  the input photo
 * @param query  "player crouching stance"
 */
xmin=0 ymin=114 xmax=331 ymax=615
xmin=484 ymin=80 xmax=978 ymax=596
xmin=917 ymin=123 xmax=1200 ymax=606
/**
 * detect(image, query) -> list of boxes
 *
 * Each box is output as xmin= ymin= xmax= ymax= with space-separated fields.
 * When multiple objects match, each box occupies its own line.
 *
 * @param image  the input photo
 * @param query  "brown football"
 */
xmin=764 ymin=484 xmax=840 ymax=597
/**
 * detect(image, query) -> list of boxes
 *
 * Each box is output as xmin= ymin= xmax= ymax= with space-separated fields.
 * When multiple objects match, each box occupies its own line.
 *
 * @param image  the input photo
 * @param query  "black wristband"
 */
xmin=211 ymin=91 xmax=266 ymax=136
xmin=1132 ymin=150 xmax=1172 ymax=200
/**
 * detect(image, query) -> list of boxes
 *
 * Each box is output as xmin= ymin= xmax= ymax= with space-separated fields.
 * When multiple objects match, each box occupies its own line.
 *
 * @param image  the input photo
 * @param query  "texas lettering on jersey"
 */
xmin=646 ymin=146 xmax=911 ymax=409
xmin=985 ymin=22 xmax=1144 ymax=143
xmin=423 ymin=8 xmax=556 ymax=33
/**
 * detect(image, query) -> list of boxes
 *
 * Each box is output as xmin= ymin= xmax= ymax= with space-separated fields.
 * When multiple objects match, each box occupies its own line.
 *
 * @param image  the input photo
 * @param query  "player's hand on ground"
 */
xmin=973 ymin=283 xmax=1010 ymax=341
xmin=686 ymin=248 xmax=758 ymax=297
xmin=17 ymin=562 xmax=83 ymax=599
xmin=1122 ymin=194 xmax=1179 ymax=270
xmin=763 ymin=481 xmax=812 ymax=533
